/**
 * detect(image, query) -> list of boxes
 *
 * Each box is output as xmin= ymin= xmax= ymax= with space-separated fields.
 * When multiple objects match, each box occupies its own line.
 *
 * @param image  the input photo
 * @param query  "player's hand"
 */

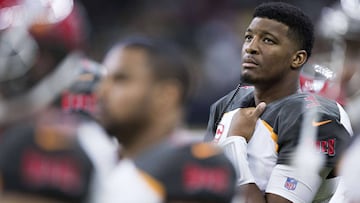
xmin=228 ymin=102 xmax=266 ymax=142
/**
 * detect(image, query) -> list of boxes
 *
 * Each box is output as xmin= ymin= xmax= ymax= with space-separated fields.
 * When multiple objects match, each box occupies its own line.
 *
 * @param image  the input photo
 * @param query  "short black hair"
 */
xmin=116 ymin=36 xmax=192 ymax=104
xmin=253 ymin=2 xmax=314 ymax=59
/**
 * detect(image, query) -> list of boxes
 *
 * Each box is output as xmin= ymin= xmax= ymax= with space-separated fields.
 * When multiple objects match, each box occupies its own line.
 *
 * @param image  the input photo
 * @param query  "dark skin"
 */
xmin=97 ymin=46 xmax=183 ymax=159
xmin=228 ymin=17 xmax=308 ymax=203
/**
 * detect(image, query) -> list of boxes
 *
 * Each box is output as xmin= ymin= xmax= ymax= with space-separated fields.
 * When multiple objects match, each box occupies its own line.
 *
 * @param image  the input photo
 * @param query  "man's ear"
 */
xmin=291 ymin=50 xmax=307 ymax=70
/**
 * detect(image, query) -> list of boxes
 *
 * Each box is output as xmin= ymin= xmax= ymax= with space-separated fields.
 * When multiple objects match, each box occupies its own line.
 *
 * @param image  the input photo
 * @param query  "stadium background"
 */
xmin=78 ymin=0 xmax=339 ymax=129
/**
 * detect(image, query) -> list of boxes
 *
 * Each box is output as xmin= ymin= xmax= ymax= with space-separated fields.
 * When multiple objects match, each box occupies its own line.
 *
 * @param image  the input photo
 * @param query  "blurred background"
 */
xmin=78 ymin=0 xmax=358 ymax=130
xmin=1 ymin=1 xmax=359 ymax=202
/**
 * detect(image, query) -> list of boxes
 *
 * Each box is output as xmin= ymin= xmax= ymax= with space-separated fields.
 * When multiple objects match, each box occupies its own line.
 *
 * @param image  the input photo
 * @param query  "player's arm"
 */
xmin=234 ymin=158 xmax=324 ymax=203
xmin=264 ymin=164 xmax=325 ymax=203
xmin=240 ymin=183 xmax=292 ymax=203
xmin=227 ymin=102 xmax=266 ymax=142
xmin=264 ymin=104 xmax=353 ymax=203
xmin=222 ymin=102 xmax=322 ymax=203
xmin=236 ymin=163 xmax=323 ymax=203
xmin=218 ymin=102 xmax=272 ymax=202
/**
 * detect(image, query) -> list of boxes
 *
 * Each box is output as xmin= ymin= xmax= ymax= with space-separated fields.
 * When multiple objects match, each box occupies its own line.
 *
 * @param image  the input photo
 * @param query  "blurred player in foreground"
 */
xmin=135 ymin=141 xmax=238 ymax=203
xmin=0 ymin=111 xmax=94 ymax=203
xmin=97 ymin=36 xmax=237 ymax=203
xmin=0 ymin=0 xmax=116 ymax=202
xmin=205 ymin=2 xmax=353 ymax=203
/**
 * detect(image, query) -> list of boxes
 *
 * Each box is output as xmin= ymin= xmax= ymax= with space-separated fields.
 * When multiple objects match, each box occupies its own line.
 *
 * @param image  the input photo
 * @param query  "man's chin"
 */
xmin=102 ymin=121 xmax=142 ymax=145
xmin=104 ymin=127 xmax=117 ymax=138
xmin=102 ymin=122 xmax=120 ymax=137
xmin=241 ymin=75 xmax=255 ymax=85
xmin=96 ymin=116 xmax=117 ymax=136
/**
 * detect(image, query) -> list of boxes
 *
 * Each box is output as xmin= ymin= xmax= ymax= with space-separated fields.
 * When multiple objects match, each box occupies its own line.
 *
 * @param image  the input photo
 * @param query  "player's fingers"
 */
xmin=253 ymin=102 xmax=266 ymax=117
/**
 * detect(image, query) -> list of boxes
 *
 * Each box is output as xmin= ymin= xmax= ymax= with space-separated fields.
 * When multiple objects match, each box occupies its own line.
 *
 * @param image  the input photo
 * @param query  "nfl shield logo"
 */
xmin=284 ymin=177 xmax=297 ymax=190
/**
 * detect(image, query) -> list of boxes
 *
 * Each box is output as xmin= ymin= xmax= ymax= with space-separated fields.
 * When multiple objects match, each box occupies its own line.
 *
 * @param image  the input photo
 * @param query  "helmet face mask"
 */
xmin=300 ymin=63 xmax=335 ymax=94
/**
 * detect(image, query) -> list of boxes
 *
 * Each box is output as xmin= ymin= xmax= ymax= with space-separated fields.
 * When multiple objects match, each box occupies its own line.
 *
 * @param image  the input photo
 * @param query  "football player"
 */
xmin=0 ymin=0 xmax=114 ymax=202
xmin=205 ymin=2 xmax=353 ymax=203
xmin=97 ymin=36 xmax=238 ymax=203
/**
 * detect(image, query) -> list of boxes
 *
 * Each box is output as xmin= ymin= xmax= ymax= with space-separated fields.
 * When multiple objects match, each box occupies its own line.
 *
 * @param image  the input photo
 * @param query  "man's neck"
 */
xmin=253 ymin=79 xmax=299 ymax=105
xmin=119 ymin=110 xmax=181 ymax=159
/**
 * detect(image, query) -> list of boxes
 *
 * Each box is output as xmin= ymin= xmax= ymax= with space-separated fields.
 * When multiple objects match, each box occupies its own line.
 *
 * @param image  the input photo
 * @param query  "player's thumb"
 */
xmin=254 ymin=102 xmax=266 ymax=117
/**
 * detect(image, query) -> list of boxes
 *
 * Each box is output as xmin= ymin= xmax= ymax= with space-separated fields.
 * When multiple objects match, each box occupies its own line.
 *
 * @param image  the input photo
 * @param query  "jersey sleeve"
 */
xmin=270 ymin=97 xmax=353 ymax=202
xmin=314 ymin=114 xmax=352 ymax=167
xmin=265 ymin=164 xmax=323 ymax=203
xmin=275 ymin=98 xmax=352 ymax=168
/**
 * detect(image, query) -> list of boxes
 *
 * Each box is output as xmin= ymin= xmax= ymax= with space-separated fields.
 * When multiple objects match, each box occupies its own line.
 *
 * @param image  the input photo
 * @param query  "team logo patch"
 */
xmin=284 ymin=177 xmax=297 ymax=190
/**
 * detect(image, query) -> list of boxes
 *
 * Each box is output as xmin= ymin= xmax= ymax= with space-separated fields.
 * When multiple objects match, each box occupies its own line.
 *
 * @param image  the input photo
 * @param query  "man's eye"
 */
xmin=244 ymin=35 xmax=252 ymax=42
xmin=263 ymin=38 xmax=275 ymax=44
xmin=112 ymin=74 xmax=127 ymax=82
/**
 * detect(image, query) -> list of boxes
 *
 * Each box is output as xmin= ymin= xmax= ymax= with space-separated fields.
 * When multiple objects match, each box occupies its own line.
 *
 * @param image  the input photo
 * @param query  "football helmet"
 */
xmin=0 ymin=0 xmax=89 ymax=123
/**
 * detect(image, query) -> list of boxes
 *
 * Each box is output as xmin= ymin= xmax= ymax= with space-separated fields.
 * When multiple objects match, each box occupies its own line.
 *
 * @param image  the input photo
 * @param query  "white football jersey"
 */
xmin=99 ymin=159 xmax=163 ymax=203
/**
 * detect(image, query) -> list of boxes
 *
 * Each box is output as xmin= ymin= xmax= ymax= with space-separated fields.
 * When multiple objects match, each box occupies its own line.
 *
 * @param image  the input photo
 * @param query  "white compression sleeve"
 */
xmin=218 ymin=136 xmax=255 ymax=186
xmin=266 ymin=164 xmax=322 ymax=203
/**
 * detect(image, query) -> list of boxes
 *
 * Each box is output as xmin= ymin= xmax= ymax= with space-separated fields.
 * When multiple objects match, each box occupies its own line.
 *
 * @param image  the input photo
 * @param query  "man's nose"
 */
xmin=244 ymin=39 xmax=259 ymax=55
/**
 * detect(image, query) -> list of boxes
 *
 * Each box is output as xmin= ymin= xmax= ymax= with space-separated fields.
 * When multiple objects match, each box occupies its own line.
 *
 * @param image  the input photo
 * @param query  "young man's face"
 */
xmin=241 ymin=17 xmax=299 ymax=85
xmin=97 ymin=47 xmax=157 ymax=139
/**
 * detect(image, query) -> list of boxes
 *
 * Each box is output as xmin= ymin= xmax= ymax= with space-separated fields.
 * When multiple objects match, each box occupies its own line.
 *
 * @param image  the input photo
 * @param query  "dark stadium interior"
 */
xmin=79 ymin=0 xmax=339 ymax=127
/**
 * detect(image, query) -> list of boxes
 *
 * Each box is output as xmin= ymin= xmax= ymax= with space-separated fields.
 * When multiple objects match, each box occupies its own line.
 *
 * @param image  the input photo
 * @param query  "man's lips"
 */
xmin=242 ymin=57 xmax=259 ymax=68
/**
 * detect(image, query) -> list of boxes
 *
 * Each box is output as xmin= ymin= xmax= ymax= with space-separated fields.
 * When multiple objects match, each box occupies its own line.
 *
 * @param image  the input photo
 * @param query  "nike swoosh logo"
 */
xmin=312 ymin=120 xmax=332 ymax=127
